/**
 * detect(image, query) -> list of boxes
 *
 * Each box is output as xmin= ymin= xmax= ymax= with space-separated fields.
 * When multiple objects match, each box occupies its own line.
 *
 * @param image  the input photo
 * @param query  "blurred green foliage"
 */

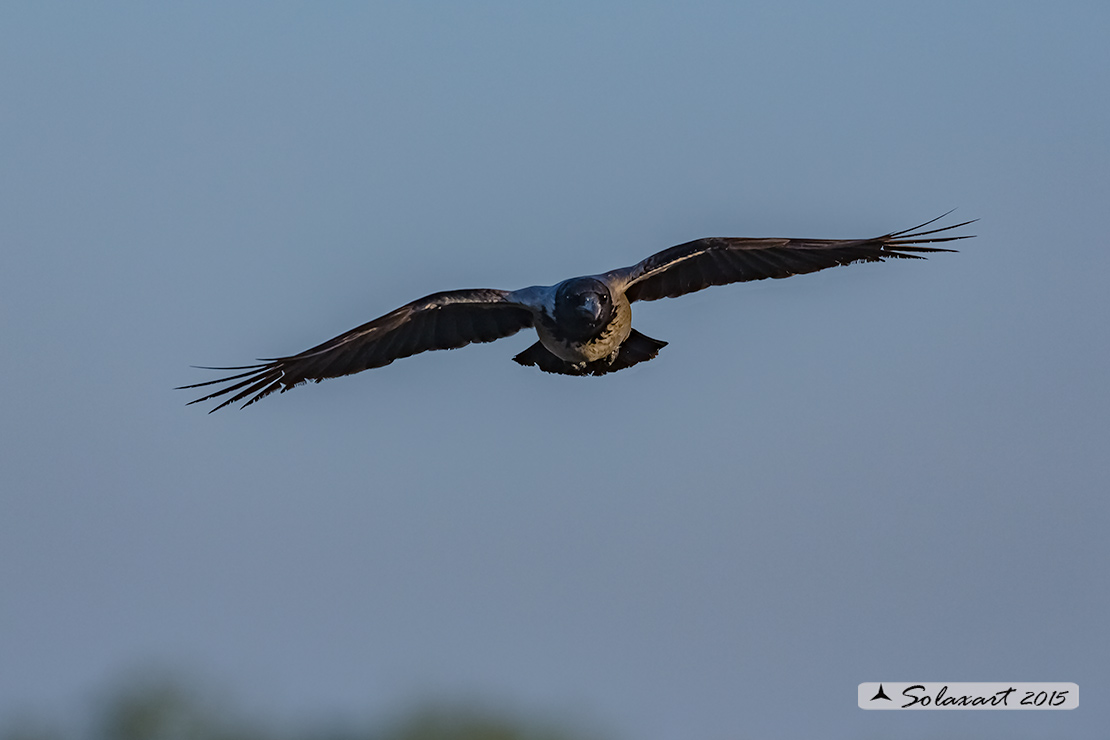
xmin=1 ymin=678 xmax=600 ymax=740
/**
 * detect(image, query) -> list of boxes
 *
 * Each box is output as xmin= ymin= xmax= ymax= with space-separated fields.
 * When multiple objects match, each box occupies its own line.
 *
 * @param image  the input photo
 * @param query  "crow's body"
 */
xmin=180 ymin=215 xmax=973 ymax=411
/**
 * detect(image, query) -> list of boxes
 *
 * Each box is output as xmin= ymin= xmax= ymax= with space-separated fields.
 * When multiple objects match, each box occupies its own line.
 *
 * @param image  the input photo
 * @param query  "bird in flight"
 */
xmin=180 ymin=214 xmax=973 ymax=412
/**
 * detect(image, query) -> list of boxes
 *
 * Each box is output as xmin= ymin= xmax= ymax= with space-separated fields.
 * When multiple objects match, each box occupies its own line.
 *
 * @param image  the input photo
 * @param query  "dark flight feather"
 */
xmin=178 ymin=289 xmax=532 ymax=412
xmin=621 ymin=214 xmax=975 ymax=303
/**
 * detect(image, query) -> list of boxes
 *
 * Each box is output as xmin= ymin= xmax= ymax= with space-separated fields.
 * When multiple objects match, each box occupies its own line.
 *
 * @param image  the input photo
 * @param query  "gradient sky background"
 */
xmin=3 ymin=2 xmax=1108 ymax=738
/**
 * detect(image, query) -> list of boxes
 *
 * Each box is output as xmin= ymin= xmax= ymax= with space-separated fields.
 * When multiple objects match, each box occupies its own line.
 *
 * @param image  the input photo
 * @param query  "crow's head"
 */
xmin=554 ymin=277 xmax=615 ymax=340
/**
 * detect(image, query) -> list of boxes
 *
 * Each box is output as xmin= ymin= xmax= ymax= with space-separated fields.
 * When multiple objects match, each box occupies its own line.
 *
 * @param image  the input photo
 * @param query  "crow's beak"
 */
xmin=580 ymin=295 xmax=601 ymax=321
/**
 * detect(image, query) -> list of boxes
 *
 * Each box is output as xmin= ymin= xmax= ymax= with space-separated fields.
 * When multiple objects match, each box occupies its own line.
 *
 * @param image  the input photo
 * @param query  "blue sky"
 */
xmin=3 ymin=2 xmax=1108 ymax=738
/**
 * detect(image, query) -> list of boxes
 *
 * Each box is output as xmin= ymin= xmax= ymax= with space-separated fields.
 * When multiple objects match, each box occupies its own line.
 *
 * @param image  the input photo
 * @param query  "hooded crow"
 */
xmin=180 ymin=214 xmax=973 ymax=411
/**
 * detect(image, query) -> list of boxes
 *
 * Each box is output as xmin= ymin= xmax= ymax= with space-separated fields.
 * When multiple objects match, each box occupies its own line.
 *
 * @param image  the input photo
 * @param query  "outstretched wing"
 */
xmin=179 ymin=289 xmax=533 ymax=412
xmin=616 ymin=214 xmax=975 ymax=303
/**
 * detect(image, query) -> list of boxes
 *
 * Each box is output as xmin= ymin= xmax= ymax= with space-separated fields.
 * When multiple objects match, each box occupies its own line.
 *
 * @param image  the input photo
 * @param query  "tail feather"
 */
xmin=513 ymin=329 xmax=667 ymax=376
